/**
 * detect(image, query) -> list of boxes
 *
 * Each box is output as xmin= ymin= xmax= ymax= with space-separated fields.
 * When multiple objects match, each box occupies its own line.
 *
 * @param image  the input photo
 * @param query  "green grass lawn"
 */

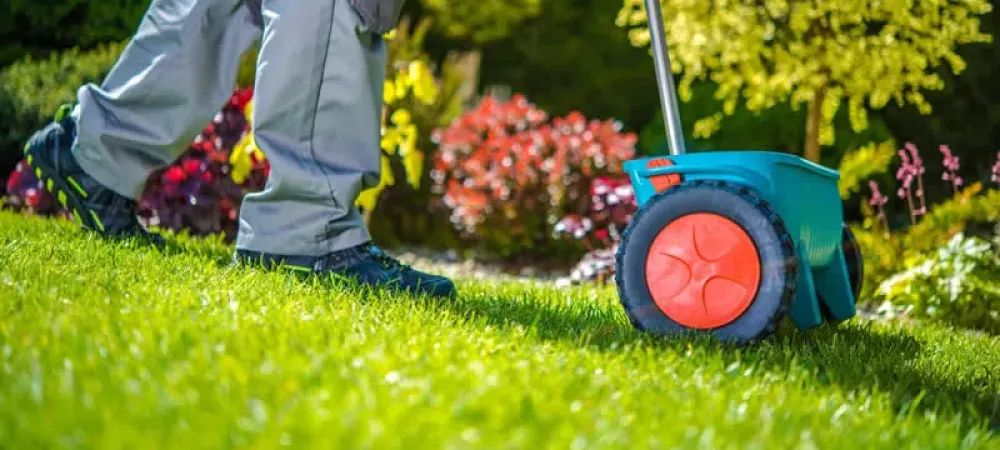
xmin=1 ymin=210 xmax=998 ymax=449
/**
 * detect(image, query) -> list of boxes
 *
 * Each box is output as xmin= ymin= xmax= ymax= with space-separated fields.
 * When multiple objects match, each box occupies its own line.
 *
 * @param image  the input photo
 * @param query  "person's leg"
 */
xmin=74 ymin=0 xmax=262 ymax=198
xmin=22 ymin=0 xmax=260 ymax=238
xmin=233 ymin=0 xmax=456 ymax=297
xmin=236 ymin=0 xmax=380 ymax=258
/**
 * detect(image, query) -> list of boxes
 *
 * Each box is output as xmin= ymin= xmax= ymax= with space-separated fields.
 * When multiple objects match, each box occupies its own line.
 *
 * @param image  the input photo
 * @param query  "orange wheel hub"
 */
xmin=644 ymin=213 xmax=761 ymax=329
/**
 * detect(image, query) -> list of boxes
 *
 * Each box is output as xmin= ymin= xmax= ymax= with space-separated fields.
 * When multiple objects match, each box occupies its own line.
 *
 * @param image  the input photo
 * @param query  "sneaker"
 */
xmin=22 ymin=104 xmax=163 ymax=244
xmin=235 ymin=242 xmax=457 ymax=298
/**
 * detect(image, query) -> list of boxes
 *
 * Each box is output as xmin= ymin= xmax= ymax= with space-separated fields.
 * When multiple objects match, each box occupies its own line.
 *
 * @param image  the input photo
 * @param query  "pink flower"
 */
xmin=869 ymin=181 xmax=888 ymax=207
xmin=940 ymin=144 xmax=963 ymax=190
xmin=896 ymin=149 xmax=915 ymax=195
xmin=868 ymin=180 xmax=891 ymax=237
xmin=992 ymin=152 xmax=1000 ymax=184
xmin=904 ymin=142 xmax=925 ymax=175
xmin=940 ymin=144 xmax=960 ymax=172
xmin=895 ymin=143 xmax=927 ymax=223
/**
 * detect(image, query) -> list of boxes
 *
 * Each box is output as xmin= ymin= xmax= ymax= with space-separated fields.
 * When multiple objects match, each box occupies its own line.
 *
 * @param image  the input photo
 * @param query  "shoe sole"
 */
xmin=22 ymin=138 xmax=107 ymax=234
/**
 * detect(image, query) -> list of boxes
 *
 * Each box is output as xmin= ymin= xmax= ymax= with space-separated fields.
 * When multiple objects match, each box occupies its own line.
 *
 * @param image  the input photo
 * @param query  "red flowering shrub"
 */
xmin=4 ymin=160 xmax=72 ymax=218
xmin=553 ymin=175 xmax=637 ymax=284
xmin=137 ymin=87 xmax=268 ymax=239
xmin=430 ymin=94 xmax=637 ymax=258
xmin=3 ymin=87 xmax=270 ymax=240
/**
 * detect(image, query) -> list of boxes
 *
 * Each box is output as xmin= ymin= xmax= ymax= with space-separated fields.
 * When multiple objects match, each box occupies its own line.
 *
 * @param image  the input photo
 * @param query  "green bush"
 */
xmin=0 ymin=40 xmax=262 ymax=193
xmin=2 ymin=1 xmax=146 ymax=69
xmin=419 ymin=0 xmax=542 ymax=43
xmin=0 ymin=41 xmax=126 ymax=191
xmin=877 ymin=233 xmax=1000 ymax=335
xmin=474 ymin=0 xmax=661 ymax=135
xmin=851 ymin=183 xmax=1000 ymax=335
xmin=0 ymin=41 xmax=126 ymax=156
xmin=853 ymin=185 xmax=1000 ymax=301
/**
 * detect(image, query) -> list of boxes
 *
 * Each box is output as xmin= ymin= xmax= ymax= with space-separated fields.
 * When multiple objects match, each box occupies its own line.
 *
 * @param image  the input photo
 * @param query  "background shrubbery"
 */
xmin=430 ymin=94 xmax=637 ymax=261
xmin=878 ymin=233 xmax=1000 ymax=334
xmin=0 ymin=41 xmax=127 ymax=191
xmin=837 ymin=139 xmax=1000 ymax=333
xmin=5 ymin=88 xmax=267 ymax=240
xmin=1 ymin=1 xmax=146 ymax=68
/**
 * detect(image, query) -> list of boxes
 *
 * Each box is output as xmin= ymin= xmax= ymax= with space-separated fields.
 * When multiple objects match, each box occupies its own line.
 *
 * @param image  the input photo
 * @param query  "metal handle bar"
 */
xmin=643 ymin=0 xmax=686 ymax=156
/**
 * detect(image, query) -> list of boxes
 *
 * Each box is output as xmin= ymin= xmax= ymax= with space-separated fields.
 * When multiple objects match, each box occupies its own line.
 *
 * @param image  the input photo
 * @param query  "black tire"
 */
xmin=842 ymin=224 xmax=864 ymax=300
xmin=615 ymin=180 xmax=797 ymax=345
xmin=819 ymin=224 xmax=863 ymax=325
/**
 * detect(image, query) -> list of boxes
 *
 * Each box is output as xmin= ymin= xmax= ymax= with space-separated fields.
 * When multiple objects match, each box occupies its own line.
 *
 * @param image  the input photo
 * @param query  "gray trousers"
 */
xmin=71 ymin=0 xmax=386 ymax=257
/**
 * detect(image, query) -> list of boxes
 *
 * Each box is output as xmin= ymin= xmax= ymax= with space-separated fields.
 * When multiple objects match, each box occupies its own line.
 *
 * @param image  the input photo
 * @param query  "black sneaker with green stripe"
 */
xmin=22 ymin=104 xmax=164 ymax=244
xmin=235 ymin=242 xmax=458 ymax=299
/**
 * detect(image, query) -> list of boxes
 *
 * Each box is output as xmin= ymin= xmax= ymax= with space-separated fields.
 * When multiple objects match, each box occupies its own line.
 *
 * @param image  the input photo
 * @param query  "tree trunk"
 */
xmin=804 ymin=86 xmax=827 ymax=163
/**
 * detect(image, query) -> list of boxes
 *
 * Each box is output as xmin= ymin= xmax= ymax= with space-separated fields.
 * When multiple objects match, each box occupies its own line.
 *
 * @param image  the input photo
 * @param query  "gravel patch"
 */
xmin=388 ymin=247 xmax=564 ymax=285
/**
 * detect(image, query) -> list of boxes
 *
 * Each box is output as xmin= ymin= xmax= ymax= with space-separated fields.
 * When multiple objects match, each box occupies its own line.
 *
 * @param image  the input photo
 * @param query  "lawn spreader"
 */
xmin=614 ymin=0 xmax=863 ymax=345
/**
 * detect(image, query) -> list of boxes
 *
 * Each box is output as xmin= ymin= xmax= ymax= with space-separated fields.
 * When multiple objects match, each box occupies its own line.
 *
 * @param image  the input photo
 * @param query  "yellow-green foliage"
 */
xmin=229 ymin=99 xmax=264 ymax=185
xmin=237 ymin=47 xmax=258 ymax=89
xmin=838 ymin=140 xmax=896 ymax=199
xmin=356 ymin=17 xmax=466 ymax=216
xmin=615 ymin=0 xmax=993 ymax=147
xmin=902 ymin=184 xmax=1000 ymax=250
xmin=355 ymin=60 xmax=439 ymax=213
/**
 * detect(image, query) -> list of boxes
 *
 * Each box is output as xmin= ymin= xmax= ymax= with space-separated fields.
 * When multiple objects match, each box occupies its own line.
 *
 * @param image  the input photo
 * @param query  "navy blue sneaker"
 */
xmin=235 ymin=242 xmax=458 ymax=298
xmin=22 ymin=104 xmax=164 ymax=244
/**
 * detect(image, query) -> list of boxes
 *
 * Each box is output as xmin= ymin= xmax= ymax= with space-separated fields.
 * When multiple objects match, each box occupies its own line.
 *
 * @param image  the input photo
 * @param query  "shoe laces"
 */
xmin=363 ymin=243 xmax=412 ymax=273
xmin=91 ymin=189 xmax=141 ymax=224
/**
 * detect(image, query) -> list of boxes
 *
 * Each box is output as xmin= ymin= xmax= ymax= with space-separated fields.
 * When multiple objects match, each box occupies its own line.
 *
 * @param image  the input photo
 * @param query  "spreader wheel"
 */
xmin=615 ymin=180 xmax=797 ymax=345
xmin=819 ymin=223 xmax=864 ymax=324
xmin=842 ymin=224 xmax=864 ymax=301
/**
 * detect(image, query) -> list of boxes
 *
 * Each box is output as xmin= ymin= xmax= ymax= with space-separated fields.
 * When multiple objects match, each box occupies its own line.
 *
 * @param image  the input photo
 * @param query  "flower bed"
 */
xmin=4 ymin=88 xmax=269 ymax=240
